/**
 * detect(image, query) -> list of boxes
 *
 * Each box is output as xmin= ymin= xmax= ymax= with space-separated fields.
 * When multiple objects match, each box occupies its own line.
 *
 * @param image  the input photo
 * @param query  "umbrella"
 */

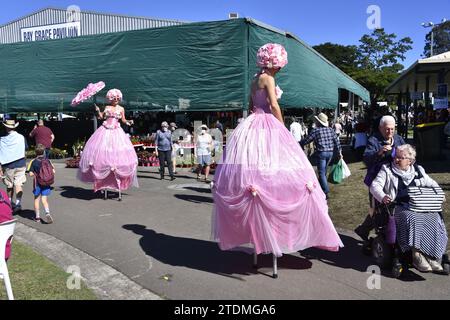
xmin=71 ymin=81 xmax=105 ymax=106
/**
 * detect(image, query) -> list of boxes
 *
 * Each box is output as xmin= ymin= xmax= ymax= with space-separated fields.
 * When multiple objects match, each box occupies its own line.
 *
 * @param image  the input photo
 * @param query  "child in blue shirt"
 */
xmin=27 ymin=144 xmax=55 ymax=223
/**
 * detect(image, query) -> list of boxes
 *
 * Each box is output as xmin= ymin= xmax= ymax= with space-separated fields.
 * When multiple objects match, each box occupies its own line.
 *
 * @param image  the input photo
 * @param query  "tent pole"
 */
xmin=335 ymin=89 xmax=340 ymax=123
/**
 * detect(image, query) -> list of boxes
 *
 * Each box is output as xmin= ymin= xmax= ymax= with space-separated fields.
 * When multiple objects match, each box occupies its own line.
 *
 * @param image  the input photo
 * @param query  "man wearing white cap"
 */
xmin=300 ymin=113 xmax=342 ymax=200
xmin=195 ymin=125 xmax=213 ymax=183
xmin=155 ymin=121 xmax=175 ymax=181
xmin=0 ymin=120 xmax=27 ymax=212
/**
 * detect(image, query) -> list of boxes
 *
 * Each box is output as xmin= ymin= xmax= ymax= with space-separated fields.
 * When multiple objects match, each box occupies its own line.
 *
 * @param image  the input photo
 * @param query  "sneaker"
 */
xmin=426 ymin=257 xmax=444 ymax=272
xmin=413 ymin=250 xmax=432 ymax=272
xmin=13 ymin=205 xmax=22 ymax=214
xmin=45 ymin=213 xmax=54 ymax=224
xmin=34 ymin=217 xmax=41 ymax=223
xmin=170 ymin=176 xmax=176 ymax=181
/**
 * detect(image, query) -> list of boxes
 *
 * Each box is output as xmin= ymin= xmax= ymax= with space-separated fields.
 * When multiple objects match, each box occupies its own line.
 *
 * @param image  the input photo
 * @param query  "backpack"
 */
xmin=0 ymin=189 xmax=12 ymax=215
xmin=36 ymin=158 xmax=54 ymax=186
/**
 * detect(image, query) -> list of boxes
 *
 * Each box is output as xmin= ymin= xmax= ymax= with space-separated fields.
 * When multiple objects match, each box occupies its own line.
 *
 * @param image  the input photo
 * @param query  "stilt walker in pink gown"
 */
xmin=77 ymin=89 xmax=138 ymax=199
xmin=212 ymin=44 xmax=343 ymax=273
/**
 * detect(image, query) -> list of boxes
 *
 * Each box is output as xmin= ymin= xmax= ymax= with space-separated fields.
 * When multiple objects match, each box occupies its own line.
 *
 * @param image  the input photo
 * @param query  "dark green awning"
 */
xmin=0 ymin=18 xmax=369 ymax=113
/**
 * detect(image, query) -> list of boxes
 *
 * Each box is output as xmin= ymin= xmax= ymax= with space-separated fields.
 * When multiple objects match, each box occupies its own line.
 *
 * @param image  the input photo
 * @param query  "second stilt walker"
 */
xmin=77 ymin=89 xmax=138 ymax=199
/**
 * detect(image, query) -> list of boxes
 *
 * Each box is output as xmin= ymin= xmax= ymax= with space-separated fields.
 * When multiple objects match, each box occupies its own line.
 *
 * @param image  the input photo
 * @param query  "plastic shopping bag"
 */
xmin=341 ymin=159 xmax=351 ymax=179
xmin=329 ymin=159 xmax=343 ymax=184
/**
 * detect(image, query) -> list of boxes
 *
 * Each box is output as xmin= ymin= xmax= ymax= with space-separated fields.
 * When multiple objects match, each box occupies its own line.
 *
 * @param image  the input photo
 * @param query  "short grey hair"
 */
xmin=396 ymin=144 xmax=416 ymax=160
xmin=379 ymin=115 xmax=395 ymax=127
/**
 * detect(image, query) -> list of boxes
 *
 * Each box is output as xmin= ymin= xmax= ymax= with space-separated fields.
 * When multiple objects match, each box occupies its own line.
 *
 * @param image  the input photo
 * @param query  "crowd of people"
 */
xmin=1 ymin=42 xmax=448 ymax=278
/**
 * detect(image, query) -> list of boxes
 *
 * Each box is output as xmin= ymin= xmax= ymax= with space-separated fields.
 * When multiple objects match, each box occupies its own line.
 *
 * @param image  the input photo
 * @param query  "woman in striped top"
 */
xmin=370 ymin=144 xmax=448 ymax=273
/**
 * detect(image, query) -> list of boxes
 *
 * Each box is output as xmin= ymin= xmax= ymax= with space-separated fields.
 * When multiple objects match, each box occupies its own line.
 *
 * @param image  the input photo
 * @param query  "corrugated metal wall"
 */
xmin=0 ymin=7 xmax=185 ymax=44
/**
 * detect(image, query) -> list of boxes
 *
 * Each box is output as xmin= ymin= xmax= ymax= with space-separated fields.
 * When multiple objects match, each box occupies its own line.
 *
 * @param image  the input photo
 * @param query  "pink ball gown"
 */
xmin=212 ymin=87 xmax=344 ymax=257
xmin=77 ymin=107 xmax=138 ymax=192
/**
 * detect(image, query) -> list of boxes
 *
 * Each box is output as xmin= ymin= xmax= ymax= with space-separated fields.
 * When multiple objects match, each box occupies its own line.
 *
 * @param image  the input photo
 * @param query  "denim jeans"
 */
xmin=317 ymin=151 xmax=333 ymax=194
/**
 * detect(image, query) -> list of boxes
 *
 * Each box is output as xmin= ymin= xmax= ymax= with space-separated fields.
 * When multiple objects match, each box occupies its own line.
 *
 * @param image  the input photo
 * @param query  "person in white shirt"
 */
xmin=333 ymin=121 xmax=343 ymax=138
xmin=195 ymin=125 xmax=213 ymax=182
xmin=289 ymin=117 xmax=303 ymax=144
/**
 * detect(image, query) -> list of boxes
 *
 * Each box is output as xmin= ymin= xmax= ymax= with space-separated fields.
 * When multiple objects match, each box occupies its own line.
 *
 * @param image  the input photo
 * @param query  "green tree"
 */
xmin=312 ymin=42 xmax=358 ymax=74
xmin=423 ymin=21 xmax=450 ymax=57
xmin=352 ymin=28 xmax=413 ymax=105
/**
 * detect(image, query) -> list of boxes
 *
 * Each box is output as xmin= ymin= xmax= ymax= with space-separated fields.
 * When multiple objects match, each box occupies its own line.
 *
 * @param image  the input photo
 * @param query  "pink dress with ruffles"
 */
xmin=77 ymin=107 xmax=138 ymax=192
xmin=212 ymin=87 xmax=343 ymax=257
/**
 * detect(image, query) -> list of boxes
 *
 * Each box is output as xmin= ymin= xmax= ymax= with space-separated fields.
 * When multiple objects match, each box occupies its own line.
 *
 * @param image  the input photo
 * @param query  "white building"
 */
xmin=0 ymin=7 xmax=185 ymax=44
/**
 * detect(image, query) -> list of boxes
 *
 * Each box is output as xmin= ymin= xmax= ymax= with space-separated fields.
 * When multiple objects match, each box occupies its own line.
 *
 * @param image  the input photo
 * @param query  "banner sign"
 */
xmin=409 ymin=92 xmax=423 ymax=100
xmin=434 ymin=83 xmax=448 ymax=110
xmin=21 ymin=22 xmax=81 ymax=42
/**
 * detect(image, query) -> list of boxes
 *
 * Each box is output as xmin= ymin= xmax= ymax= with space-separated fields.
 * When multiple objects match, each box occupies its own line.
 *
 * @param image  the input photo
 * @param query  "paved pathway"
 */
xmin=13 ymin=163 xmax=450 ymax=300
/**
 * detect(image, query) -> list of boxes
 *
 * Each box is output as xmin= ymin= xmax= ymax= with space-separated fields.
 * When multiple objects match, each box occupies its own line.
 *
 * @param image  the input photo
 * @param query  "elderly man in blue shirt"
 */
xmin=301 ymin=113 xmax=342 ymax=200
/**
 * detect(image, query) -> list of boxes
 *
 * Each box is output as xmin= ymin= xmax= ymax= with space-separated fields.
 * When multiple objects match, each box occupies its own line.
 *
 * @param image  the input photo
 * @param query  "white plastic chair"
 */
xmin=0 ymin=219 xmax=16 ymax=300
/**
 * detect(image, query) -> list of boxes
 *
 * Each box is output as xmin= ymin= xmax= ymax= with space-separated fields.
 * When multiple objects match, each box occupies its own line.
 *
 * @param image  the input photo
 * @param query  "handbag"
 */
xmin=407 ymin=186 xmax=445 ymax=213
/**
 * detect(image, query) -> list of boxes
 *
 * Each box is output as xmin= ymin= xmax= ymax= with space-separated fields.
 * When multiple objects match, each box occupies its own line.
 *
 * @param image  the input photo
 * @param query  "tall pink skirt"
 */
xmin=212 ymin=111 xmax=344 ymax=257
xmin=77 ymin=126 xmax=138 ymax=192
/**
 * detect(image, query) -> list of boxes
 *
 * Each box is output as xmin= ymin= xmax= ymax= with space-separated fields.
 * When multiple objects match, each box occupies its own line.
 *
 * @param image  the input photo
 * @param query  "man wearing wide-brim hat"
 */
xmin=0 ymin=119 xmax=27 ymax=212
xmin=300 ymin=113 xmax=343 ymax=200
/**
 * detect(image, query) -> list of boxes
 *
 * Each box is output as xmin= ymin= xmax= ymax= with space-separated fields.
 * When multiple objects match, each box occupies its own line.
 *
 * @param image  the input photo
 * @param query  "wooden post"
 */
xmin=405 ymin=86 xmax=410 ymax=141
xmin=425 ymin=76 xmax=430 ymax=111
xmin=413 ymin=82 xmax=418 ymax=140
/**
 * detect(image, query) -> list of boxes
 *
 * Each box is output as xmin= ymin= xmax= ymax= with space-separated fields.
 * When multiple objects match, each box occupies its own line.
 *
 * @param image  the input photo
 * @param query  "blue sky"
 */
xmin=1 ymin=0 xmax=448 ymax=68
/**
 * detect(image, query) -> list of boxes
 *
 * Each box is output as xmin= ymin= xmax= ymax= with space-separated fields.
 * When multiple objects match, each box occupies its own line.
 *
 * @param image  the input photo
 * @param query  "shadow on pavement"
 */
xmin=58 ymin=186 xmax=127 ymax=201
xmin=15 ymin=209 xmax=51 ymax=225
xmin=123 ymin=224 xmax=312 ymax=279
xmin=183 ymin=186 xmax=211 ymax=194
xmin=300 ymin=233 xmax=426 ymax=281
xmin=136 ymin=175 xmax=163 ymax=180
xmin=300 ymin=234 xmax=371 ymax=272
xmin=58 ymin=186 xmax=99 ymax=200
xmin=174 ymin=194 xmax=213 ymax=204
xmin=15 ymin=209 xmax=36 ymax=221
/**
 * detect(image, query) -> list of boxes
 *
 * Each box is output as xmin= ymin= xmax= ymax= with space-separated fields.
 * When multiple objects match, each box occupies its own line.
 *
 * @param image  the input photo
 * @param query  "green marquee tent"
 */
xmin=0 ymin=18 xmax=369 ymax=113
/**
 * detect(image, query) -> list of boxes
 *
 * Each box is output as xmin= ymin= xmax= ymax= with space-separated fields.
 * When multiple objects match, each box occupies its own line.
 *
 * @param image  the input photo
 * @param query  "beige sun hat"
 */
xmin=314 ymin=113 xmax=329 ymax=127
xmin=2 ymin=119 xmax=19 ymax=129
